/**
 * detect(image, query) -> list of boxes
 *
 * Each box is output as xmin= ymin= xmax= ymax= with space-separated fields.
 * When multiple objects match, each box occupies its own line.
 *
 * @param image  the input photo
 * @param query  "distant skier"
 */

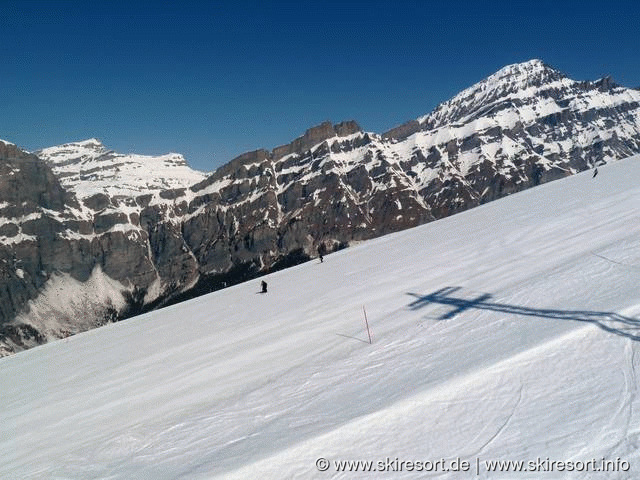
xmin=317 ymin=242 xmax=327 ymax=263
xmin=261 ymin=280 xmax=268 ymax=293
xmin=593 ymin=167 xmax=598 ymax=178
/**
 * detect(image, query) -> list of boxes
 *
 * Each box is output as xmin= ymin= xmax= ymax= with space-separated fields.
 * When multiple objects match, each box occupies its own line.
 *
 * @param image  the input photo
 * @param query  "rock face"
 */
xmin=0 ymin=139 xmax=206 ymax=355
xmin=2 ymin=59 xmax=640 ymax=355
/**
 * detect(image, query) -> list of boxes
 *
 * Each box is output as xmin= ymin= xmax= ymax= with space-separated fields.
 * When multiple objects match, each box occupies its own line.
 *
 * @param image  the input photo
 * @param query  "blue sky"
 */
xmin=1 ymin=0 xmax=639 ymax=171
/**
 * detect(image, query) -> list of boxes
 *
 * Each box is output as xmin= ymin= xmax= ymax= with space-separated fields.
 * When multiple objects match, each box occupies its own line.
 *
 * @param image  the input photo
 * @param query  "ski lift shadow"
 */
xmin=406 ymin=286 xmax=640 ymax=342
xmin=335 ymin=333 xmax=371 ymax=344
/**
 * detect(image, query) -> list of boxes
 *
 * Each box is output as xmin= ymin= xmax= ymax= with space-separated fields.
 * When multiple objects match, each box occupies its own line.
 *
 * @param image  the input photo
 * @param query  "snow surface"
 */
xmin=2 ymin=156 xmax=640 ymax=479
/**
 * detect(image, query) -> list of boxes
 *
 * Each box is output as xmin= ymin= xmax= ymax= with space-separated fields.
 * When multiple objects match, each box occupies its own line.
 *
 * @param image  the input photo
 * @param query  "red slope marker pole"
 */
xmin=363 ymin=305 xmax=372 ymax=344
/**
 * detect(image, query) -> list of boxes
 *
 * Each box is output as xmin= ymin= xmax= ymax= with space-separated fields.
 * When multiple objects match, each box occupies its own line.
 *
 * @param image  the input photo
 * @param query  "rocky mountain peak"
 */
xmin=0 ymin=140 xmax=20 ymax=159
xmin=272 ymin=120 xmax=362 ymax=160
xmin=36 ymin=140 xmax=205 ymax=200
xmin=76 ymin=138 xmax=103 ymax=147
xmin=383 ymin=60 xmax=569 ymax=141
xmin=594 ymin=75 xmax=618 ymax=92
xmin=193 ymin=120 xmax=363 ymax=192
xmin=37 ymin=139 xmax=109 ymax=165
xmin=488 ymin=59 xmax=563 ymax=86
xmin=421 ymin=59 xmax=570 ymax=129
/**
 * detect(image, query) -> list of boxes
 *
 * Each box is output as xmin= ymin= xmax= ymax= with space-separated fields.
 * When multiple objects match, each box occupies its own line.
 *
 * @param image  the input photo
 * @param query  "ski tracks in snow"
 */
xmin=470 ymin=383 xmax=524 ymax=459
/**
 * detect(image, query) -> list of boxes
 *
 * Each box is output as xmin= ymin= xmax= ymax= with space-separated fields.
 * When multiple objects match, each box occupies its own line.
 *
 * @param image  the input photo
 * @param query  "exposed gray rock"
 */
xmin=272 ymin=120 xmax=362 ymax=160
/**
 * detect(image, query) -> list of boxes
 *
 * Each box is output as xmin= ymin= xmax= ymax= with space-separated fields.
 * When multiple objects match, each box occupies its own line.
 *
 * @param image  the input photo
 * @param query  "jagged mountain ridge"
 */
xmin=384 ymin=59 xmax=640 ymax=171
xmin=2 ymin=59 xmax=640 ymax=355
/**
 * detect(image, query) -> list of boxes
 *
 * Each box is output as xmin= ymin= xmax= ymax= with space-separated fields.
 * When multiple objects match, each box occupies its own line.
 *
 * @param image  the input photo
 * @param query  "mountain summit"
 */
xmin=36 ymin=140 xmax=206 ymax=199
xmin=1 ymin=60 xmax=640 ymax=355
xmin=421 ymin=59 xmax=570 ymax=128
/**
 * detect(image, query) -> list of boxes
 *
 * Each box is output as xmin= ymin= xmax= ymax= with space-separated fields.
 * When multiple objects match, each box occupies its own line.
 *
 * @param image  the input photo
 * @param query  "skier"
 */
xmin=317 ymin=242 xmax=326 ymax=263
xmin=261 ymin=280 xmax=268 ymax=293
xmin=593 ymin=167 xmax=598 ymax=178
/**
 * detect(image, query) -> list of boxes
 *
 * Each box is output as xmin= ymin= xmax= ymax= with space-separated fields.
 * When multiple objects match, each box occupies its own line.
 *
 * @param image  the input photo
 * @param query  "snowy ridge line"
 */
xmin=222 ymin=324 xmax=599 ymax=479
xmin=274 ymin=131 xmax=368 ymax=165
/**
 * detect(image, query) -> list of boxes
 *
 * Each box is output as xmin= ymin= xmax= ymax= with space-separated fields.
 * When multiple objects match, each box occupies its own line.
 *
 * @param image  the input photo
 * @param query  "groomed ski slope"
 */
xmin=2 ymin=156 xmax=640 ymax=479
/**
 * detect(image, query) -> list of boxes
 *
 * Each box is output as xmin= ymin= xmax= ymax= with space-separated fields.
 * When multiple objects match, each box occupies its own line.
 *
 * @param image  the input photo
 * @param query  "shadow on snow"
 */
xmin=407 ymin=286 xmax=640 ymax=342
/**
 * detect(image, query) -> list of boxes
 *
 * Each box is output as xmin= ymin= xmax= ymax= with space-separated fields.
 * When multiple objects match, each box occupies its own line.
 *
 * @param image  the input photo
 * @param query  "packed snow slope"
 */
xmin=2 ymin=156 xmax=640 ymax=479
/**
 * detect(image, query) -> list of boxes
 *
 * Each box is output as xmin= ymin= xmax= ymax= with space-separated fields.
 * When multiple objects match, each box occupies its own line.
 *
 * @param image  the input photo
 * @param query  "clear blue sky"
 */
xmin=2 ymin=0 xmax=639 ymax=171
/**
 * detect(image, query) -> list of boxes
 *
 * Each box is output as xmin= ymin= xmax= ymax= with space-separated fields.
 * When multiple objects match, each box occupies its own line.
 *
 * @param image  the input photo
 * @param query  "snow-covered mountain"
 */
xmin=36 ymin=138 xmax=206 ymax=199
xmin=1 ymin=155 xmax=639 ymax=478
xmin=2 ymin=59 xmax=640 ymax=355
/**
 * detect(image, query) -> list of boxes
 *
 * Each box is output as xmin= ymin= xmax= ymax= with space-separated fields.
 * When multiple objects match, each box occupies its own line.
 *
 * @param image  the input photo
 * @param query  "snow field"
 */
xmin=1 ymin=156 xmax=640 ymax=478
